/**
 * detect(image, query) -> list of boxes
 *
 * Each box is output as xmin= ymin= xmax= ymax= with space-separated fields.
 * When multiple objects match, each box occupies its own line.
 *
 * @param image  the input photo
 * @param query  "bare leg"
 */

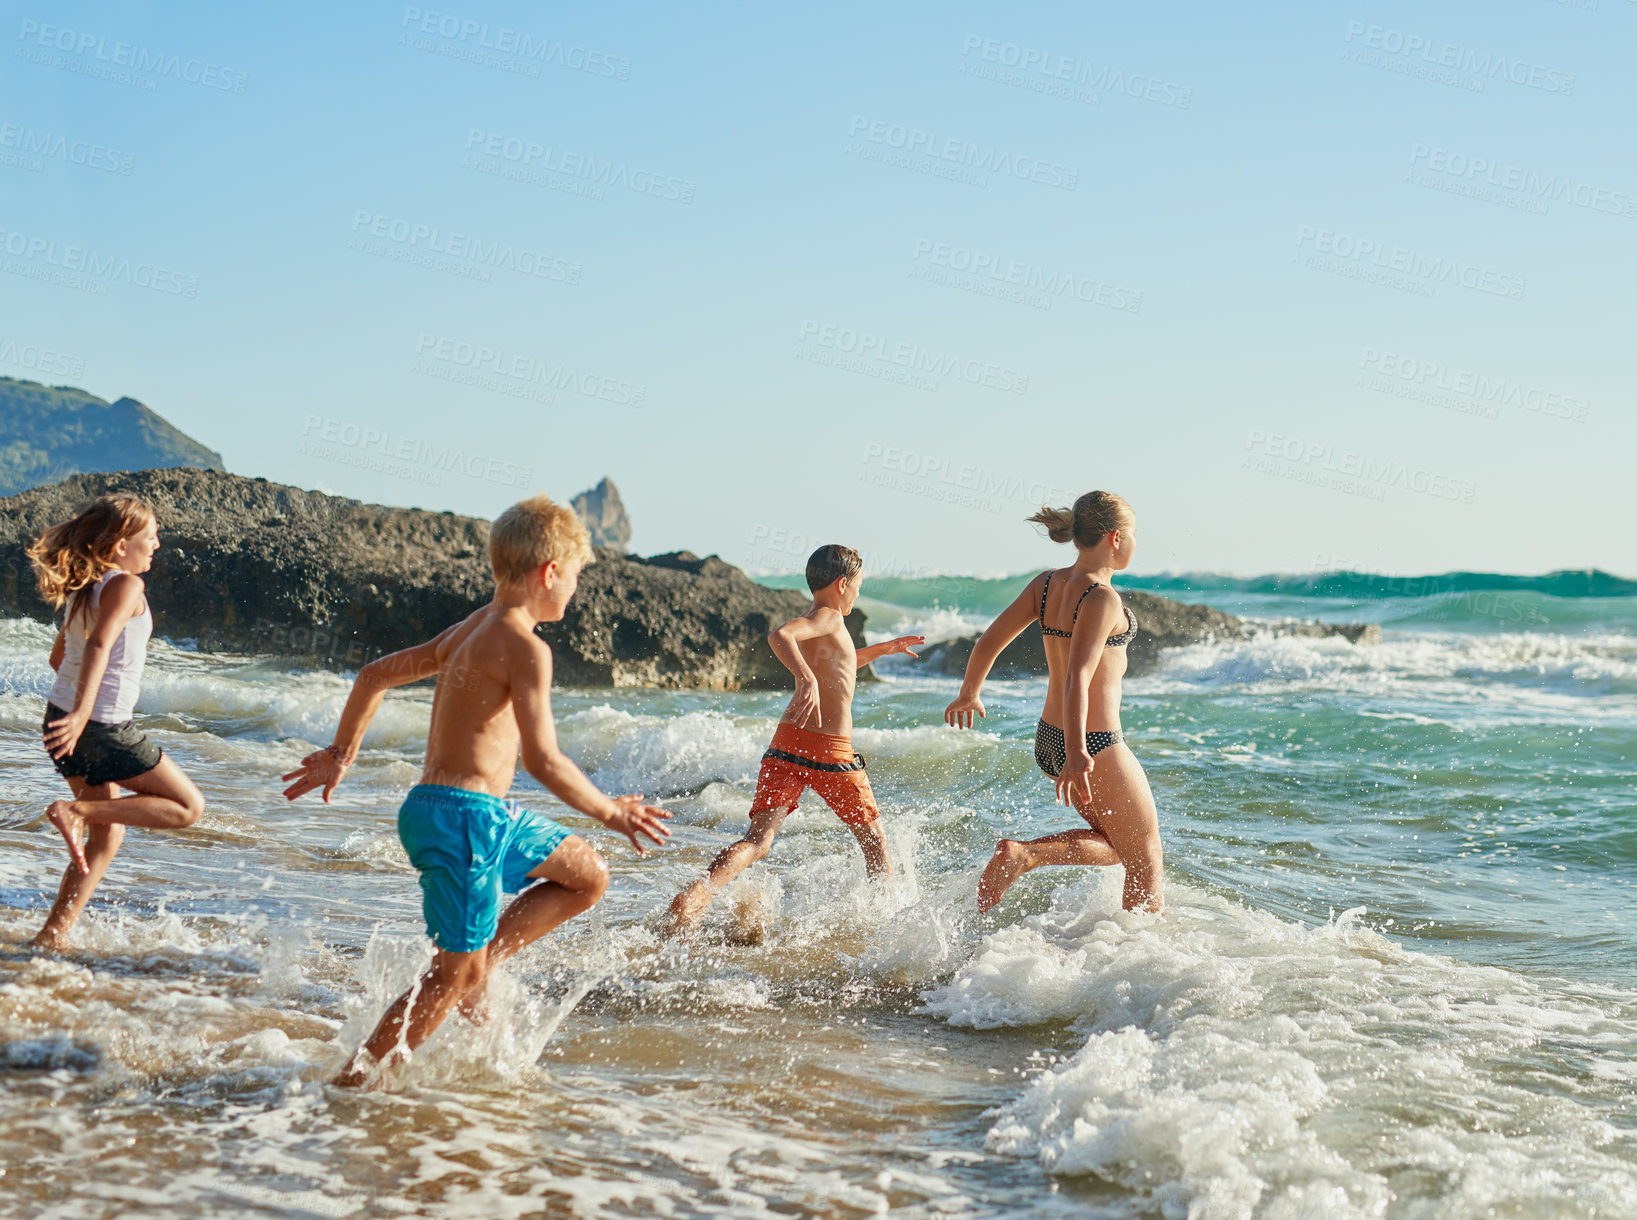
xmin=1084 ymin=748 xmax=1165 ymax=913
xmin=458 ymin=836 xmax=609 ymax=1022
xmin=977 ymin=829 xmax=1118 ymax=912
xmin=978 ymin=745 xmax=1164 ymax=914
xmin=332 ymin=948 xmax=486 ymax=1088
xmin=845 ymin=817 xmax=893 ymax=880
xmin=32 ymin=779 xmax=125 ymax=949
xmin=663 ymin=808 xmax=787 ymax=937
xmin=46 ymin=756 xmax=204 ymax=850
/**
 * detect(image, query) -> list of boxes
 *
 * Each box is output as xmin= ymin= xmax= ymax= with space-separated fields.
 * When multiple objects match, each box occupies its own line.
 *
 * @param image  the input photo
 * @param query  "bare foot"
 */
xmin=331 ymin=1064 xmax=370 ymax=1088
xmin=45 ymin=801 xmax=88 ymax=874
xmin=27 ymin=928 xmax=66 ymax=952
xmin=977 ymin=840 xmax=1032 ymax=913
xmin=331 ymin=1052 xmax=389 ymax=1089
xmin=662 ymin=883 xmax=712 ymax=939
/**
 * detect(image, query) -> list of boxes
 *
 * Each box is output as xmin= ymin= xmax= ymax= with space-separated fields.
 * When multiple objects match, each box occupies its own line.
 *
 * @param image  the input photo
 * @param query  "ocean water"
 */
xmin=0 ymin=575 xmax=1634 ymax=1218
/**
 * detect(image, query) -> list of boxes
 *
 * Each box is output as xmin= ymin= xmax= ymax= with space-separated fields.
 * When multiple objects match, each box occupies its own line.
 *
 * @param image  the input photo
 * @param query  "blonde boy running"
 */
xmin=283 ymin=495 xmax=671 ymax=1087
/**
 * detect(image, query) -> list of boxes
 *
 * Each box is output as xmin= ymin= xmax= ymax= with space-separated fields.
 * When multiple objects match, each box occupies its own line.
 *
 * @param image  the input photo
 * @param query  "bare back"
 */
xmin=781 ymin=607 xmax=859 ymax=736
xmin=421 ymin=605 xmax=539 ymax=797
xmin=1035 ymin=569 xmax=1128 ymax=732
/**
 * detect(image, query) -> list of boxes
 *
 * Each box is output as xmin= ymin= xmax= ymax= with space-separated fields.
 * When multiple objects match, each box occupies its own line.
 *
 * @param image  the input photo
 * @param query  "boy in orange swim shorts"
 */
xmin=663 ymin=544 xmax=923 ymax=936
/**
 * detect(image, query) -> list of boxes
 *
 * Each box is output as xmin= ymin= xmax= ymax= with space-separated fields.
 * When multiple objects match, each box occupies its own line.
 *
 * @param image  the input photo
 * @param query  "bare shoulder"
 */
xmin=497 ymin=615 xmax=553 ymax=674
xmin=434 ymin=605 xmax=492 ymax=661
xmin=98 ymin=572 xmax=146 ymax=610
xmin=776 ymin=604 xmax=838 ymax=638
xmin=1080 ymin=582 xmax=1122 ymax=626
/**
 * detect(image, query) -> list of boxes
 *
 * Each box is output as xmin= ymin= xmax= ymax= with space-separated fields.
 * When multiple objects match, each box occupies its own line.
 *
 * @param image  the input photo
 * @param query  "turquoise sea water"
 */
xmin=0 ymin=573 xmax=1633 ymax=1217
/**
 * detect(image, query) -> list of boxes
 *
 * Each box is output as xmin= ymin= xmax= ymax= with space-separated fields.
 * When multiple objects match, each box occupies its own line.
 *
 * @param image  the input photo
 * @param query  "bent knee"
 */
xmin=171 ymin=794 xmax=205 ymax=828
xmin=433 ymin=951 xmax=488 ymax=992
xmin=850 ymin=817 xmax=886 ymax=843
xmin=583 ymin=854 xmax=610 ymax=900
xmin=559 ymin=841 xmax=609 ymax=900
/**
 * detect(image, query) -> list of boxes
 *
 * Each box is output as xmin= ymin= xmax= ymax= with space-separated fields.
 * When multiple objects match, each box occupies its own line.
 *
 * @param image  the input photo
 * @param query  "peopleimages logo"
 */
xmin=911 ymin=239 xmax=1142 ymax=313
xmin=349 ymin=211 xmax=581 ymax=283
xmin=461 ymin=129 xmax=694 ymax=203
xmin=1245 ymin=430 xmax=1477 ymax=502
xmin=15 ymin=19 xmax=249 ymax=92
xmin=1359 ymin=348 xmax=1590 ymax=421
xmin=846 ymin=115 xmax=1079 ymax=190
xmin=959 ymin=35 xmax=1192 ymax=108
xmin=798 ymin=320 xmax=1029 ymax=394
xmin=0 ymin=339 xmax=86 ymax=378
xmin=0 ymin=123 xmax=133 ymax=174
xmin=299 ymin=414 xmax=533 ymax=490
xmin=398 ymin=7 xmax=631 ymax=79
xmin=1409 ymin=144 xmax=1635 ymax=218
xmin=1342 ymin=20 xmax=1575 ymax=94
xmin=860 ymin=444 xmax=1076 ymax=511
xmin=413 ymin=334 xmax=645 ymax=407
xmin=1293 ymin=225 xmax=1525 ymax=300
xmin=0 ymin=227 xmax=198 ymax=296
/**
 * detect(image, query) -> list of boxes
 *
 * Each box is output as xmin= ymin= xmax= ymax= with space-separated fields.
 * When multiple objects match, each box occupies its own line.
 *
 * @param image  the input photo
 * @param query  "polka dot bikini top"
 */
xmin=1037 ymin=571 xmax=1137 ymax=646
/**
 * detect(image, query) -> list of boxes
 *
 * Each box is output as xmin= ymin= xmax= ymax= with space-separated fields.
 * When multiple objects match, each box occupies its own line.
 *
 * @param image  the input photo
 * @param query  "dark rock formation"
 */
xmin=0 ymin=468 xmax=864 ymax=689
xmin=920 ymin=589 xmax=1378 ymax=680
xmin=0 ymin=469 xmax=1375 ymax=688
xmin=0 ymin=377 xmax=223 ymax=496
xmin=548 ymin=550 xmax=870 ymax=687
xmin=570 ymin=478 xmax=631 ymax=552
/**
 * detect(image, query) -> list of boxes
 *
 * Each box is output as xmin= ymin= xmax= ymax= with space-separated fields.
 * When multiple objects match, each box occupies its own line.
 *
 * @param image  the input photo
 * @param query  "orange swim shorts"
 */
xmin=748 ymin=722 xmax=879 ymax=828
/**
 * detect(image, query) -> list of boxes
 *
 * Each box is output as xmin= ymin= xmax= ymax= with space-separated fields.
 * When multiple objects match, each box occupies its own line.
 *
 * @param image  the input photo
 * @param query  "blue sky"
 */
xmin=0 ymin=1 xmax=1629 ymax=579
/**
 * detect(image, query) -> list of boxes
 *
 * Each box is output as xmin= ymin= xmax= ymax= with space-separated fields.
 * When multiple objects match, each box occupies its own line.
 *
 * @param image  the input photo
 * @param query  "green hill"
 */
xmin=0 ymin=376 xmax=223 ymax=495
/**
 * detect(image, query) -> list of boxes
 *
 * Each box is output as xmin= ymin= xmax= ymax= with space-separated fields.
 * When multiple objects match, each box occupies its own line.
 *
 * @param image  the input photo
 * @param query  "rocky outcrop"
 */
xmin=920 ymin=588 xmax=1378 ymax=680
xmin=570 ymin=477 xmax=631 ymax=552
xmin=0 ymin=469 xmax=865 ymax=689
xmin=0 ymin=377 xmax=223 ymax=496
xmin=0 ymin=469 xmax=1377 ymax=688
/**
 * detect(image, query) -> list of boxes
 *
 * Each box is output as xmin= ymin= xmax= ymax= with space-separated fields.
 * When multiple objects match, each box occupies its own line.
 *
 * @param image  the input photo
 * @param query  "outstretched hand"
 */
xmin=879 ymin=634 xmax=925 ymax=659
xmin=943 ymin=693 xmax=985 ymax=729
xmin=282 ymin=750 xmax=348 ymax=803
xmin=603 ymin=795 xmax=673 ymax=856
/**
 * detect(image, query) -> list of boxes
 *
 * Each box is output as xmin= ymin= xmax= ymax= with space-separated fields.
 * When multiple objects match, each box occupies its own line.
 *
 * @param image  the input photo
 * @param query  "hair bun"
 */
xmin=1027 ymin=492 xmax=1134 ymax=547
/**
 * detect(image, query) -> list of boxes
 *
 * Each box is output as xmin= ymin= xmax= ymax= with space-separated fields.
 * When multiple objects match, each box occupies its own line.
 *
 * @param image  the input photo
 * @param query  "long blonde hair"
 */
xmin=1028 ymin=491 xmax=1134 ymax=548
xmin=27 ymin=493 xmax=156 ymax=624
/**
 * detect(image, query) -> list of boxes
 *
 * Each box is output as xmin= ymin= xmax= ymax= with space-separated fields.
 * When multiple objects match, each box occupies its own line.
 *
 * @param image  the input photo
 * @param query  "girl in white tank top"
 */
xmin=48 ymin=571 xmax=153 ymax=723
xmin=24 ymin=492 xmax=205 ymax=950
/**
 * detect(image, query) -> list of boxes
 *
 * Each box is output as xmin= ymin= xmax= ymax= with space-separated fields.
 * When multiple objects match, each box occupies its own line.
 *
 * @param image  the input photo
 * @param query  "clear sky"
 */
xmin=1 ymin=0 xmax=1629 ymax=579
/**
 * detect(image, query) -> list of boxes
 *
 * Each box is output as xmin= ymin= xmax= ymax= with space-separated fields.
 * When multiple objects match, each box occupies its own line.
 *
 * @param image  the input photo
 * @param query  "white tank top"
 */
xmin=47 ymin=571 xmax=152 ymax=723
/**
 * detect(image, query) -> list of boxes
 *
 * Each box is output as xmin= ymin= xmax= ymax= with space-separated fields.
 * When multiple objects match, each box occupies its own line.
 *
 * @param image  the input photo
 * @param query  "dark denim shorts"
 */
xmin=43 ymin=702 xmax=163 ymax=788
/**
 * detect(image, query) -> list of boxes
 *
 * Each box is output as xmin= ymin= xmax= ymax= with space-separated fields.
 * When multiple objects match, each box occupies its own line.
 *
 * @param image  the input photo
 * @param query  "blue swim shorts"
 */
xmin=397 ymin=783 xmax=572 ymax=953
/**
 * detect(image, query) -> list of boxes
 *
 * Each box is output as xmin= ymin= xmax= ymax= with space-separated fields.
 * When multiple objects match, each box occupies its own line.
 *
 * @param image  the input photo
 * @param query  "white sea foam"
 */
xmin=922 ymin=879 xmax=1637 ymax=1218
xmin=869 ymin=605 xmax=989 ymax=647
xmin=1140 ymin=629 xmax=1637 ymax=728
xmin=557 ymin=705 xmax=769 ymax=796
